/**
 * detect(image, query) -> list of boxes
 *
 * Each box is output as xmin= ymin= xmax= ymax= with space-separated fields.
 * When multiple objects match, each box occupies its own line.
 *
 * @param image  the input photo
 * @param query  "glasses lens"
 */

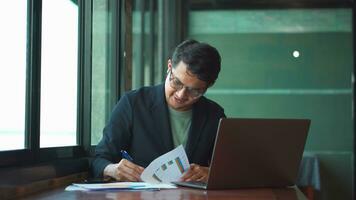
xmin=169 ymin=70 xmax=204 ymax=98
xmin=188 ymin=89 xmax=202 ymax=98
xmin=170 ymin=76 xmax=181 ymax=90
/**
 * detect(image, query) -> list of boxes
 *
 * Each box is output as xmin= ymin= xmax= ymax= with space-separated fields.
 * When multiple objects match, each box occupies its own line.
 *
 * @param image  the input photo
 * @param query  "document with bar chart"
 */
xmin=141 ymin=145 xmax=190 ymax=184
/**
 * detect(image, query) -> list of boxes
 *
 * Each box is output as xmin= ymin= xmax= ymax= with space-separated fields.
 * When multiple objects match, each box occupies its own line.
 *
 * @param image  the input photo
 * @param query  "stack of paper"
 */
xmin=66 ymin=145 xmax=189 ymax=191
xmin=66 ymin=182 xmax=176 ymax=191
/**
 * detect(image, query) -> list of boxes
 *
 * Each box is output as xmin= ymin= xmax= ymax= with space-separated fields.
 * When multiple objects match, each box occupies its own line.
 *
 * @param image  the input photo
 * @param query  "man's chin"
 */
xmin=169 ymin=101 xmax=184 ymax=110
xmin=171 ymin=104 xmax=183 ymax=110
xmin=171 ymin=103 xmax=194 ymax=112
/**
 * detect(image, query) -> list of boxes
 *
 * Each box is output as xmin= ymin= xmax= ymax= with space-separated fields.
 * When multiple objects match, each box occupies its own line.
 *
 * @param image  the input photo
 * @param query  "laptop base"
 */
xmin=172 ymin=181 xmax=207 ymax=189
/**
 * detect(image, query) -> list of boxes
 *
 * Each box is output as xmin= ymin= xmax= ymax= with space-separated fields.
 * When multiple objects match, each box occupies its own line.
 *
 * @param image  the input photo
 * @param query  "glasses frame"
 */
xmin=168 ymin=69 xmax=206 ymax=98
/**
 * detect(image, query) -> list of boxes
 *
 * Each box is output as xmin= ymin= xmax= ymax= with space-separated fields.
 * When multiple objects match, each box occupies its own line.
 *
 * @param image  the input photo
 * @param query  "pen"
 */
xmin=120 ymin=150 xmax=134 ymax=162
xmin=83 ymin=178 xmax=114 ymax=184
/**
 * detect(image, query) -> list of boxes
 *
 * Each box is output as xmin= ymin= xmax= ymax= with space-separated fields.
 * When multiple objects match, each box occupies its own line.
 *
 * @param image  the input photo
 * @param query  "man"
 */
xmin=92 ymin=39 xmax=225 ymax=183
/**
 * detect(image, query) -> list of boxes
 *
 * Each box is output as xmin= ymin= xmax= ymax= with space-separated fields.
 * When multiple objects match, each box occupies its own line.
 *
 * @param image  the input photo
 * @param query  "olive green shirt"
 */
xmin=168 ymin=107 xmax=192 ymax=148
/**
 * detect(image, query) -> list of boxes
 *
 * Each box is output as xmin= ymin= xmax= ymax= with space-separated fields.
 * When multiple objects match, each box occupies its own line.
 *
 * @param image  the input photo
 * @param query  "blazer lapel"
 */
xmin=150 ymin=85 xmax=174 ymax=153
xmin=185 ymin=99 xmax=207 ymax=160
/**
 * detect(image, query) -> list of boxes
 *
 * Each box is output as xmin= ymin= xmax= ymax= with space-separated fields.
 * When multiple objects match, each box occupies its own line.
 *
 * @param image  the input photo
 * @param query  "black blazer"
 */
xmin=92 ymin=84 xmax=225 ymax=178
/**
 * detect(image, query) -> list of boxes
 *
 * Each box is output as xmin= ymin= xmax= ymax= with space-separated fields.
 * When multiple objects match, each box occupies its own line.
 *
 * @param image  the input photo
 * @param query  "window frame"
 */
xmin=0 ymin=0 xmax=122 ymax=167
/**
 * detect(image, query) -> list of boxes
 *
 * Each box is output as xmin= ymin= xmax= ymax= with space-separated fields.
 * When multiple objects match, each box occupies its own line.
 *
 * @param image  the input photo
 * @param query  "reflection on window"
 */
xmin=0 ymin=1 xmax=27 ymax=151
xmin=40 ymin=0 xmax=78 ymax=147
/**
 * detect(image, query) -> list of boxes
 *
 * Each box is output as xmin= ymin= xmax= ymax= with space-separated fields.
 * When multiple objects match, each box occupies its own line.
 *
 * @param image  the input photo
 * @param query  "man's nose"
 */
xmin=175 ymin=87 xmax=188 ymax=98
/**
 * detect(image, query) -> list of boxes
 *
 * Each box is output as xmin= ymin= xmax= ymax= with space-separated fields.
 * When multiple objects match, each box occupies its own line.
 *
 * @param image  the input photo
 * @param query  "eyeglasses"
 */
xmin=168 ymin=69 xmax=205 ymax=98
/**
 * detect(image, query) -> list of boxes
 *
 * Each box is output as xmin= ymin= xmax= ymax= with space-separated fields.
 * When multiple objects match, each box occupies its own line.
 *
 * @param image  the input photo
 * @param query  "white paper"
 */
xmin=65 ymin=145 xmax=189 ymax=191
xmin=67 ymin=182 xmax=176 ymax=191
xmin=141 ymin=145 xmax=190 ymax=184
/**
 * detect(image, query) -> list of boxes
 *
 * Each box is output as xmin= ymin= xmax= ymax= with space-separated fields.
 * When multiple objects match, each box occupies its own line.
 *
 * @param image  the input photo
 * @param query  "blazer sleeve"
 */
xmin=91 ymin=94 xmax=133 ymax=178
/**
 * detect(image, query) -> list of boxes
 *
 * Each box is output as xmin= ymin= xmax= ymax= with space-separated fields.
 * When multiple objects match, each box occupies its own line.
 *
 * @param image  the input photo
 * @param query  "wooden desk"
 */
xmin=21 ymin=186 xmax=307 ymax=200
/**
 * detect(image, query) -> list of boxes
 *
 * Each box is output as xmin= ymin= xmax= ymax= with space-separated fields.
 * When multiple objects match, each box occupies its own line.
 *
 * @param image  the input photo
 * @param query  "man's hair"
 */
xmin=171 ymin=39 xmax=221 ymax=86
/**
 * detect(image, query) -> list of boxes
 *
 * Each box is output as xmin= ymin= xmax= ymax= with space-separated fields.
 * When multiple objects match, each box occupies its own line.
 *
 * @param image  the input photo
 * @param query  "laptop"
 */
xmin=173 ymin=118 xmax=311 ymax=190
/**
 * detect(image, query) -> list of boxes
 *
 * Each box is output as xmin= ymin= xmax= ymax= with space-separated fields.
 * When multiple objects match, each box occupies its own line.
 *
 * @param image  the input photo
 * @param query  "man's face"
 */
xmin=164 ymin=60 xmax=208 ymax=111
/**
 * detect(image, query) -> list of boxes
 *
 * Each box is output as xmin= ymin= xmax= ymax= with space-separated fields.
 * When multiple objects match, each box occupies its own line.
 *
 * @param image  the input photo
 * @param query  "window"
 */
xmin=40 ymin=0 xmax=78 ymax=147
xmin=0 ymin=1 xmax=27 ymax=151
xmin=0 ymin=0 xmax=125 ymax=168
xmin=91 ymin=0 xmax=110 ymax=145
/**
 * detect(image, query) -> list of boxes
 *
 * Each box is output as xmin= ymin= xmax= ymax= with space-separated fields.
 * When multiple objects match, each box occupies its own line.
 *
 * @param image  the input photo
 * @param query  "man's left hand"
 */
xmin=180 ymin=163 xmax=209 ymax=183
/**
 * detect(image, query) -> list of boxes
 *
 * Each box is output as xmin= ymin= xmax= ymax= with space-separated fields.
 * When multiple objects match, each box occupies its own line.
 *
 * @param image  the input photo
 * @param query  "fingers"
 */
xmin=180 ymin=164 xmax=198 ymax=180
xmin=185 ymin=172 xmax=201 ymax=181
xmin=197 ymin=176 xmax=207 ymax=182
xmin=116 ymin=168 xmax=140 ymax=182
xmin=122 ymin=159 xmax=145 ymax=174
xmin=180 ymin=164 xmax=209 ymax=183
xmin=115 ymin=159 xmax=145 ymax=182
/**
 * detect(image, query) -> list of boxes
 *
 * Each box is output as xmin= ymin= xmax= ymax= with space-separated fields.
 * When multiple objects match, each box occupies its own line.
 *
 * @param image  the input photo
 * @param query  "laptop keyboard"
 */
xmin=172 ymin=180 xmax=208 ymax=188
xmin=185 ymin=181 xmax=207 ymax=187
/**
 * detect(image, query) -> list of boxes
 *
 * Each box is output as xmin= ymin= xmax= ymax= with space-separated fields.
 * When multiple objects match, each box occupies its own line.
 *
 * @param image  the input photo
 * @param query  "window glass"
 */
xmin=0 ymin=1 xmax=27 ymax=151
xmin=40 ymin=0 xmax=78 ymax=147
xmin=132 ymin=0 xmax=160 ymax=89
xmin=91 ymin=0 xmax=110 ymax=145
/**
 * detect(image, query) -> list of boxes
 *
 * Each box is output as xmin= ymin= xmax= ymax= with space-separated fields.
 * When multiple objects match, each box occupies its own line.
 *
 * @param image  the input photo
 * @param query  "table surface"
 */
xmin=21 ymin=186 xmax=307 ymax=200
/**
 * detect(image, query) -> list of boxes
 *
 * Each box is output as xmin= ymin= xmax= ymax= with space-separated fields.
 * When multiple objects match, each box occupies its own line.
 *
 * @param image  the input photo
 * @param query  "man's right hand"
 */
xmin=103 ymin=159 xmax=145 ymax=182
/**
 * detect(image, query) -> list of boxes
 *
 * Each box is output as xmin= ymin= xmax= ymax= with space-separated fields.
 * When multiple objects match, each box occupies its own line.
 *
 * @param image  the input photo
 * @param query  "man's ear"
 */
xmin=167 ymin=59 xmax=172 ymax=73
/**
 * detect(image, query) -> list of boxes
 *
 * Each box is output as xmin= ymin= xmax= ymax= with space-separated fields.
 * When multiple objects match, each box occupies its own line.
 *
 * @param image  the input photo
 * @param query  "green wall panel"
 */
xmin=191 ymin=33 xmax=353 ymax=90
xmin=190 ymin=9 xmax=351 ymax=34
xmin=189 ymin=9 xmax=353 ymax=199
xmin=206 ymin=94 xmax=353 ymax=152
xmin=316 ymin=153 xmax=353 ymax=200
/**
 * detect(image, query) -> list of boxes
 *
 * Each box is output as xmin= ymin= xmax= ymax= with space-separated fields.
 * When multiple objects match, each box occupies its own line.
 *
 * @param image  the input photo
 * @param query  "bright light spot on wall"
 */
xmin=293 ymin=50 xmax=300 ymax=58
